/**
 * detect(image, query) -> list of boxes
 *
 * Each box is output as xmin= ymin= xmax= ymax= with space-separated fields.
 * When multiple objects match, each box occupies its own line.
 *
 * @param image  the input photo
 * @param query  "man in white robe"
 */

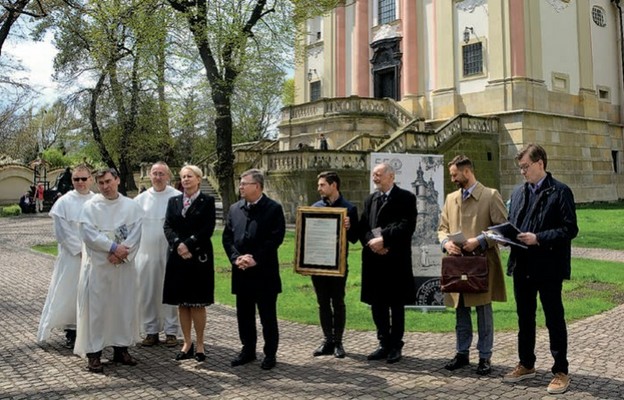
xmin=134 ymin=162 xmax=181 ymax=347
xmin=74 ymin=168 xmax=144 ymax=373
xmin=37 ymin=165 xmax=94 ymax=348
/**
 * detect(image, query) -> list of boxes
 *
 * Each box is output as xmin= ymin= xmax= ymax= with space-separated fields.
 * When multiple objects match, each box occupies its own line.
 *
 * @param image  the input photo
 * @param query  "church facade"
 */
xmin=280 ymin=0 xmax=624 ymax=202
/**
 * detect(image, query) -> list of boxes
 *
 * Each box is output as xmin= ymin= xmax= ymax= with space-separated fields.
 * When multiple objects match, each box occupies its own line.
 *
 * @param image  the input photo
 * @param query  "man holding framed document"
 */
xmin=301 ymin=171 xmax=359 ymax=359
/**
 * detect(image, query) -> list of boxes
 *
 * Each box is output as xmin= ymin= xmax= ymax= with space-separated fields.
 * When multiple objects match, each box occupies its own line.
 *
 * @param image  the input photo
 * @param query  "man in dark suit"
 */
xmin=360 ymin=162 xmax=417 ymax=364
xmin=222 ymin=168 xmax=286 ymax=370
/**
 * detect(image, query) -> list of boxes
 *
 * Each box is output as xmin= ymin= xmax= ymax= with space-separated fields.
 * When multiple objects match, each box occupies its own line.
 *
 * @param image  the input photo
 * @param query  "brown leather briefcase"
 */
xmin=440 ymin=255 xmax=489 ymax=293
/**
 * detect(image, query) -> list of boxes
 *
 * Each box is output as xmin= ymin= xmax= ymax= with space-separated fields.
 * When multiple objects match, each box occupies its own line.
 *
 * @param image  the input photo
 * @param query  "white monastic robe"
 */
xmin=37 ymin=190 xmax=95 ymax=342
xmin=73 ymin=194 xmax=144 ymax=357
xmin=134 ymin=186 xmax=181 ymax=335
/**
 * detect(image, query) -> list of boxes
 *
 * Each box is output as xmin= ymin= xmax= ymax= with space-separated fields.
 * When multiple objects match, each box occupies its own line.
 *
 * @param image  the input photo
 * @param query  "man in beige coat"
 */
xmin=438 ymin=155 xmax=508 ymax=375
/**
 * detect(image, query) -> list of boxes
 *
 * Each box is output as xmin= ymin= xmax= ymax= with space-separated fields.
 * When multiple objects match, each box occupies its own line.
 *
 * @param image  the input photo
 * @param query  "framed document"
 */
xmin=294 ymin=206 xmax=347 ymax=277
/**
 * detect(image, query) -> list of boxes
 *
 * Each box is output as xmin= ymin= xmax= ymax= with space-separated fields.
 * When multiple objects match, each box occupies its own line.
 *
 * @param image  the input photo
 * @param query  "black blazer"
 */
xmin=359 ymin=184 xmax=417 ymax=305
xmin=222 ymin=195 xmax=286 ymax=295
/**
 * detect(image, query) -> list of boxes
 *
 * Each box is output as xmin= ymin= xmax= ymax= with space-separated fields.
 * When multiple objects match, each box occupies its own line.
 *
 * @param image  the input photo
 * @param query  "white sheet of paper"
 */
xmin=303 ymin=217 xmax=338 ymax=266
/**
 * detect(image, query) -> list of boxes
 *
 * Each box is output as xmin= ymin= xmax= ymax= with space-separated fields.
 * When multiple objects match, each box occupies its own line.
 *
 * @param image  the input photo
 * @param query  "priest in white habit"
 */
xmin=134 ymin=162 xmax=181 ymax=347
xmin=37 ymin=165 xmax=94 ymax=348
xmin=74 ymin=168 xmax=144 ymax=373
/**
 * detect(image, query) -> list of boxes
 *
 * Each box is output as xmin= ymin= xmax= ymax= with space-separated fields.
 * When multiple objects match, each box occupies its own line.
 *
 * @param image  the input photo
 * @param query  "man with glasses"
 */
xmin=223 ymin=169 xmax=286 ymax=370
xmin=38 ymin=165 xmax=94 ymax=349
xmin=74 ymin=168 xmax=144 ymax=373
xmin=503 ymin=143 xmax=578 ymax=394
xmin=134 ymin=162 xmax=181 ymax=348
xmin=360 ymin=162 xmax=417 ymax=364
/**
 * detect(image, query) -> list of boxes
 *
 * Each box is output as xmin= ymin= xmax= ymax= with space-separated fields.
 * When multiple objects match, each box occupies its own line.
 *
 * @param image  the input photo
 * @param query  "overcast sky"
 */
xmin=4 ymin=31 xmax=60 ymax=107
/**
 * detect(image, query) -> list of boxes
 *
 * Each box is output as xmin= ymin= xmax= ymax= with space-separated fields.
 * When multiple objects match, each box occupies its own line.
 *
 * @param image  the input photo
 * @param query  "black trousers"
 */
xmin=236 ymin=291 xmax=279 ymax=357
xmin=513 ymin=273 xmax=568 ymax=375
xmin=311 ymin=274 xmax=347 ymax=342
xmin=371 ymin=302 xmax=405 ymax=350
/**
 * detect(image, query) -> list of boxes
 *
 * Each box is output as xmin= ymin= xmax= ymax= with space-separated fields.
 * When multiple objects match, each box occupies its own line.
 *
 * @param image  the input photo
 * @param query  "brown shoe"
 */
xmin=503 ymin=363 xmax=536 ymax=383
xmin=113 ymin=349 xmax=138 ymax=366
xmin=87 ymin=356 xmax=103 ymax=373
xmin=164 ymin=335 xmax=178 ymax=347
xmin=141 ymin=334 xmax=159 ymax=347
xmin=547 ymin=372 xmax=570 ymax=394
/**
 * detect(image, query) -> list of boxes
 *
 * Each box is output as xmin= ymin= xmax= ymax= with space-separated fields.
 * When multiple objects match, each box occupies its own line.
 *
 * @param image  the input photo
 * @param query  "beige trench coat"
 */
xmin=438 ymin=182 xmax=508 ymax=308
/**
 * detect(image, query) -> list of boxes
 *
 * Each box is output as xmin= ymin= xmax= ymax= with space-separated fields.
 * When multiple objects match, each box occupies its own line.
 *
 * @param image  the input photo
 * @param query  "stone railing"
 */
xmin=337 ymin=133 xmax=390 ymax=151
xmin=376 ymin=114 xmax=499 ymax=153
xmin=262 ymin=150 xmax=368 ymax=172
xmin=281 ymin=96 xmax=413 ymax=128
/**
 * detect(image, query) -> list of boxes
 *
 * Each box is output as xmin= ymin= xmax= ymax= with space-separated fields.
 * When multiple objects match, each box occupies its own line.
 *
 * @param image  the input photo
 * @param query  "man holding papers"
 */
xmin=438 ymin=155 xmax=508 ymax=375
xmin=503 ymin=144 xmax=578 ymax=395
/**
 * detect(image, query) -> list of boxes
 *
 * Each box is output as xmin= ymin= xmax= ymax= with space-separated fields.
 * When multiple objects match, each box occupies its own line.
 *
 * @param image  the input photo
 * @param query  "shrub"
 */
xmin=0 ymin=205 xmax=21 ymax=217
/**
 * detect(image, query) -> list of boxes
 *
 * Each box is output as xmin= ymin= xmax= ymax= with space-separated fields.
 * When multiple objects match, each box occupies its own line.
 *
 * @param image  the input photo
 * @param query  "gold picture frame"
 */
xmin=294 ymin=206 xmax=348 ymax=277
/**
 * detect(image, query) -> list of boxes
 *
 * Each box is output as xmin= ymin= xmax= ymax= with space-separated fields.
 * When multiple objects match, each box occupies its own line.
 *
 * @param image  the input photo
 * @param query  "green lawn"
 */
xmin=34 ymin=201 xmax=624 ymax=333
xmin=575 ymin=201 xmax=624 ymax=250
xmin=212 ymin=232 xmax=624 ymax=333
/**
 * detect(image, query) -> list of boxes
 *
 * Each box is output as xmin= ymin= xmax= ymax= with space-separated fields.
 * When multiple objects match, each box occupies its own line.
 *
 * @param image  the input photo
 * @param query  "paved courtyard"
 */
xmin=1 ymin=214 xmax=623 ymax=399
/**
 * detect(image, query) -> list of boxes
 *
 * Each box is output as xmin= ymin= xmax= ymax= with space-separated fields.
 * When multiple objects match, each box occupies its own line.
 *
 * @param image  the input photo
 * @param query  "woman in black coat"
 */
xmin=163 ymin=165 xmax=215 ymax=362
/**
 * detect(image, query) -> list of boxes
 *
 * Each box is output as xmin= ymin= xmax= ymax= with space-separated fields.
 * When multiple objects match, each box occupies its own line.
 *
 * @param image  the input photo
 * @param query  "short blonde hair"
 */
xmin=180 ymin=164 xmax=202 ymax=179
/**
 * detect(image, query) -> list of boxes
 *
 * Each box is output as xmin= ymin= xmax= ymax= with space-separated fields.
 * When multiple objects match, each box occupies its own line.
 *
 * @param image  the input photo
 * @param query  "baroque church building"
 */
xmin=277 ymin=0 xmax=624 ymax=204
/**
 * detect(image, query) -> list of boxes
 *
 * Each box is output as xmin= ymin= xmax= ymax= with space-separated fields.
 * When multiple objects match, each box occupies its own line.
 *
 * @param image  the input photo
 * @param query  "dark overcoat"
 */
xmin=162 ymin=192 xmax=216 ymax=305
xmin=359 ymin=184 xmax=417 ymax=305
xmin=222 ymin=195 xmax=286 ymax=295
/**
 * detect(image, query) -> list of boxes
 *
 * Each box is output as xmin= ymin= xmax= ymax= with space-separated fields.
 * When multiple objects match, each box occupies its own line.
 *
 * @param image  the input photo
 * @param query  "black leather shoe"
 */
xmin=64 ymin=329 xmax=76 ymax=349
xmin=175 ymin=343 xmax=195 ymax=361
xmin=334 ymin=342 xmax=346 ymax=359
xmin=231 ymin=352 xmax=256 ymax=367
xmin=387 ymin=348 xmax=402 ymax=364
xmin=260 ymin=356 xmax=276 ymax=370
xmin=313 ymin=341 xmax=335 ymax=357
xmin=476 ymin=358 xmax=491 ymax=375
xmin=367 ymin=346 xmax=389 ymax=361
xmin=444 ymin=353 xmax=469 ymax=371
xmin=194 ymin=352 xmax=206 ymax=362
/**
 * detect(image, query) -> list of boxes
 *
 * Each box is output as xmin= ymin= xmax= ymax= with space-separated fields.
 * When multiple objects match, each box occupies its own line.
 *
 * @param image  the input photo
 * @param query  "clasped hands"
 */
xmin=108 ymin=244 xmax=130 ymax=265
xmin=235 ymin=254 xmax=257 ymax=271
xmin=367 ymin=237 xmax=388 ymax=255
xmin=177 ymin=243 xmax=193 ymax=260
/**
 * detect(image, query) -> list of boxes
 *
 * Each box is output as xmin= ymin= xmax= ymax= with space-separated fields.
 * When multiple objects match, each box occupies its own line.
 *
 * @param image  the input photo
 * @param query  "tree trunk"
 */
xmin=0 ymin=0 xmax=30 ymax=58
xmin=89 ymin=71 xmax=117 ymax=172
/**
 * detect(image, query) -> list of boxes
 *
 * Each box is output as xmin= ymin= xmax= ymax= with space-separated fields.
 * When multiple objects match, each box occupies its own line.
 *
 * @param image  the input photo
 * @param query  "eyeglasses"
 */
xmin=518 ymin=162 xmax=534 ymax=172
xmin=73 ymin=177 xmax=90 ymax=182
xmin=151 ymin=172 xmax=167 ymax=177
xmin=239 ymin=181 xmax=257 ymax=187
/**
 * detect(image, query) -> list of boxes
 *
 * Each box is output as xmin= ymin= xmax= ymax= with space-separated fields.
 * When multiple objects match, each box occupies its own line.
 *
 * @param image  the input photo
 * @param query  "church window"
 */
xmin=592 ymin=6 xmax=606 ymax=27
xmin=462 ymin=42 xmax=483 ymax=77
xmin=378 ymin=0 xmax=396 ymax=25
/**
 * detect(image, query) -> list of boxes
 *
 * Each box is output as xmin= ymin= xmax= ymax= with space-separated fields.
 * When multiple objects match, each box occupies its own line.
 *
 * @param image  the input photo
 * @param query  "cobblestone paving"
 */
xmin=1 ymin=214 xmax=623 ymax=399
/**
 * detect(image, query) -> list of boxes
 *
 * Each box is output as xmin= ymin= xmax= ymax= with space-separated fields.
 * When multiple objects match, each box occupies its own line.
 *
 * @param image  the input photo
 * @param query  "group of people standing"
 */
xmin=36 ymin=143 xmax=577 ymax=395
xmin=438 ymin=144 xmax=578 ymax=395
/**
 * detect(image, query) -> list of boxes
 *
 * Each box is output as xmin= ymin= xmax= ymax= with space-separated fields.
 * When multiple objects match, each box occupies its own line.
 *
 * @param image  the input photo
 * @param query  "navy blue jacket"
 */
xmin=507 ymin=172 xmax=578 ymax=280
xmin=223 ymin=195 xmax=286 ymax=295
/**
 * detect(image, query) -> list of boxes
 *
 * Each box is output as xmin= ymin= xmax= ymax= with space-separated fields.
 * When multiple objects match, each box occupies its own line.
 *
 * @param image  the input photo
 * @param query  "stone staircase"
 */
xmin=200 ymin=179 xmax=223 ymax=220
